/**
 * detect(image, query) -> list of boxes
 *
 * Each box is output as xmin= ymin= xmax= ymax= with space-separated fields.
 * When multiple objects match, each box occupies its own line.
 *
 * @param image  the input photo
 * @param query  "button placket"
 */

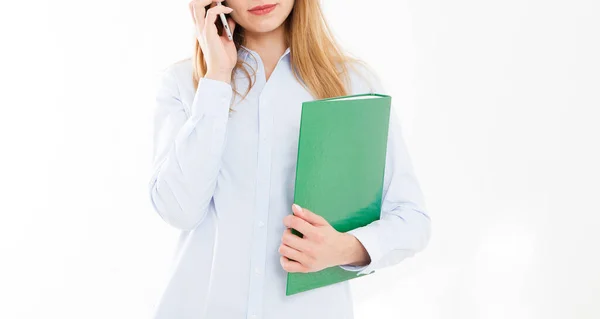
xmin=246 ymin=59 xmax=277 ymax=319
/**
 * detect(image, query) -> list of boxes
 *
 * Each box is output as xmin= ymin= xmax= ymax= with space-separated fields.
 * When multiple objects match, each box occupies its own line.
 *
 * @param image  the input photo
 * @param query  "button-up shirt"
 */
xmin=148 ymin=45 xmax=431 ymax=319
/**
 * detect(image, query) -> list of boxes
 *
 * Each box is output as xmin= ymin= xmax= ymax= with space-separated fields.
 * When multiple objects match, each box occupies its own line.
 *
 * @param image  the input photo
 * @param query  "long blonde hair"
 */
xmin=191 ymin=0 xmax=363 ymax=107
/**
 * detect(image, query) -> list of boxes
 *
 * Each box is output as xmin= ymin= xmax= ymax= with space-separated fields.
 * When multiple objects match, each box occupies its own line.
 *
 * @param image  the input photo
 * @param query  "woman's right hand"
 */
xmin=189 ymin=0 xmax=237 ymax=83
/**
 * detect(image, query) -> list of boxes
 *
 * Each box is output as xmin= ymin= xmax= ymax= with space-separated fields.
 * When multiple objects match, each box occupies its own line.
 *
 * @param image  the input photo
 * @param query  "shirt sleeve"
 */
xmin=148 ymin=66 xmax=233 ymax=230
xmin=338 ymin=64 xmax=432 ymax=276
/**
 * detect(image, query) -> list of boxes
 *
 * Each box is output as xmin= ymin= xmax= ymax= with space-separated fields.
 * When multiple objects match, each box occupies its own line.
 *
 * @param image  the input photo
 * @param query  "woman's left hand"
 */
xmin=279 ymin=204 xmax=367 ymax=273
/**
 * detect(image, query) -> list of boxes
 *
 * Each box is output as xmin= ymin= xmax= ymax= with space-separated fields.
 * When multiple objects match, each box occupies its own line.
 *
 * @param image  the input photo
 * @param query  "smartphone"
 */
xmin=215 ymin=2 xmax=233 ymax=40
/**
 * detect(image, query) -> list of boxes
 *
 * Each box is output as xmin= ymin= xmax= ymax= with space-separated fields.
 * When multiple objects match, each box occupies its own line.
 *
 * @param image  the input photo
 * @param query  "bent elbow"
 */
xmin=416 ymin=212 xmax=432 ymax=253
xmin=389 ymin=205 xmax=432 ymax=254
xmin=148 ymin=177 xmax=206 ymax=231
xmin=406 ymin=206 xmax=431 ymax=253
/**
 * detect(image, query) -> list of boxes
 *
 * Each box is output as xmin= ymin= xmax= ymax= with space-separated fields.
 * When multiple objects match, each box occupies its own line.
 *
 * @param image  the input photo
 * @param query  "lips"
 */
xmin=248 ymin=4 xmax=276 ymax=15
xmin=249 ymin=4 xmax=276 ymax=11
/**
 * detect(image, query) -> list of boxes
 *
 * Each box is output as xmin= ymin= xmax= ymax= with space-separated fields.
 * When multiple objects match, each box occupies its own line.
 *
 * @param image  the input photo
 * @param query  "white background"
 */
xmin=1 ymin=0 xmax=599 ymax=318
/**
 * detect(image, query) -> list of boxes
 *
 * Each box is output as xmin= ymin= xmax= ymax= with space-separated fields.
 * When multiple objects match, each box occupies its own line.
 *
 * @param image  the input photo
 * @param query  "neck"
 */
xmin=242 ymin=23 xmax=288 ymax=63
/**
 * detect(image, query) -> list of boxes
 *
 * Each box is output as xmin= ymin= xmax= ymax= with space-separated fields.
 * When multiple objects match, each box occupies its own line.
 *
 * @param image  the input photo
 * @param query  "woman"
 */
xmin=148 ymin=0 xmax=431 ymax=318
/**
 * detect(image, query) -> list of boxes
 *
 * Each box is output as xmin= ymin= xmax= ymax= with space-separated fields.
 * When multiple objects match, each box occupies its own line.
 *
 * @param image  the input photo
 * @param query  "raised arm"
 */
xmin=148 ymin=66 xmax=232 ymax=230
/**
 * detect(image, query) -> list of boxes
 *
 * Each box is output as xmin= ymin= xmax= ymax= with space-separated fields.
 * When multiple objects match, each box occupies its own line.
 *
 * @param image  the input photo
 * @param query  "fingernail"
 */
xmin=293 ymin=204 xmax=302 ymax=212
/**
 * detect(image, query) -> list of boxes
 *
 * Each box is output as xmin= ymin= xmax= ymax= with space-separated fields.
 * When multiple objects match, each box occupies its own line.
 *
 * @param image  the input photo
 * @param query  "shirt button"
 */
xmin=255 ymin=267 xmax=261 ymax=275
xmin=257 ymin=221 xmax=264 ymax=228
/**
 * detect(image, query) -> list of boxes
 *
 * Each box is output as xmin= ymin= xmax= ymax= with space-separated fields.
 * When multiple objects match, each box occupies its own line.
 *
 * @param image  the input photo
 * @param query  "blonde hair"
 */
xmin=191 ymin=0 xmax=366 ymax=110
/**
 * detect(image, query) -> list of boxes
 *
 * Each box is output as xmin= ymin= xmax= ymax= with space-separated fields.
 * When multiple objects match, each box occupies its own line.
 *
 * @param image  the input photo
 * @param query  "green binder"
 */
xmin=285 ymin=93 xmax=392 ymax=296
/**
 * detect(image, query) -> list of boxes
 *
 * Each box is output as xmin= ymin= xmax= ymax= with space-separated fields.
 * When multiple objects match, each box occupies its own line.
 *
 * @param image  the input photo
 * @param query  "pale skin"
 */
xmin=280 ymin=204 xmax=371 ymax=273
xmin=189 ymin=0 xmax=371 ymax=273
xmin=189 ymin=0 xmax=293 ymax=82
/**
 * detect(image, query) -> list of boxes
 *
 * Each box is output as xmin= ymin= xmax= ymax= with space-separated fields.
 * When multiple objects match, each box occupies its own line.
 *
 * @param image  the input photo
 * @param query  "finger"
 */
xmin=278 ymin=243 xmax=308 ymax=265
xmin=189 ymin=0 xmax=224 ymax=31
xmin=189 ymin=0 xmax=208 ymax=28
xmin=283 ymin=214 xmax=317 ymax=238
xmin=281 ymin=228 xmax=311 ymax=252
xmin=292 ymin=204 xmax=329 ymax=226
xmin=204 ymin=5 xmax=234 ymax=35
xmin=280 ymin=256 xmax=309 ymax=273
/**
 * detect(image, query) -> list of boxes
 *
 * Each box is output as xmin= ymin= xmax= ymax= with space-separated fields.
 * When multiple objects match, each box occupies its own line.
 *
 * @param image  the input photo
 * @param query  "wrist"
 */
xmin=205 ymin=71 xmax=232 ymax=84
xmin=338 ymin=232 xmax=371 ymax=267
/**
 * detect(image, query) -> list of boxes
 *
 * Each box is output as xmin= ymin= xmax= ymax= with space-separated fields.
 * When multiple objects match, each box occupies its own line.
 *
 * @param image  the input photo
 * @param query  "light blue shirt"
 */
xmin=148 ymin=45 xmax=431 ymax=319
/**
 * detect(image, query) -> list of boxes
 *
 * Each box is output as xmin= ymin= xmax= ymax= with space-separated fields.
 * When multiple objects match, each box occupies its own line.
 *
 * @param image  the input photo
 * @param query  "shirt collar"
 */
xmin=238 ymin=45 xmax=291 ymax=62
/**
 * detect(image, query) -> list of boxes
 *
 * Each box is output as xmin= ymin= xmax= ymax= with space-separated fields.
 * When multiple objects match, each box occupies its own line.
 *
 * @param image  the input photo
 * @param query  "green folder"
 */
xmin=285 ymin=93 xmax=392 ymax=296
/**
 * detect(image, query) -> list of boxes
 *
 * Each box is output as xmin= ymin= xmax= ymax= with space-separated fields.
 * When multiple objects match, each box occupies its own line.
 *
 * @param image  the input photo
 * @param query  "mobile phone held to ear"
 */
xmin=216 ymin=2 xmax=233 ymax=41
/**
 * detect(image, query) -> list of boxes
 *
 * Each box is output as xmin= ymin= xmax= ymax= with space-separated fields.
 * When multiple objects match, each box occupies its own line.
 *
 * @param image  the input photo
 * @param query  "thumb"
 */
xmin=292 ymin=204 xmax=328 ymax=226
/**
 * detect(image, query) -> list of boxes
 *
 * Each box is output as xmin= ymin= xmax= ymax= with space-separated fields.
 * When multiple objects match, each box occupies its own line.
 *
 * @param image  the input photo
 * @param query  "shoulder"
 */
xmin=157 ymin=58 xmax=194 ymax=94
xmin=344 ymin=59 xmax=386 ymax=95
xmin=162 ymin=57 xmax=193 ymax=79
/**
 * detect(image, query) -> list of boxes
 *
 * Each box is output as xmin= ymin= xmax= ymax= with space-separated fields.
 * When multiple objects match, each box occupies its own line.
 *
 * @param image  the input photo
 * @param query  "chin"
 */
xmin=244 ymin=21 xmax=283 ymax=33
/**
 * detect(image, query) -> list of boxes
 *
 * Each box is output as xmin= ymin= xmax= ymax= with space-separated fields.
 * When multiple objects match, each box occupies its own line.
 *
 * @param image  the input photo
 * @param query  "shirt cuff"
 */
xmin=191 ymin=77 xmax=233 ymax=119
xmin=338 ymin=226 xmax=382 ymax=276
